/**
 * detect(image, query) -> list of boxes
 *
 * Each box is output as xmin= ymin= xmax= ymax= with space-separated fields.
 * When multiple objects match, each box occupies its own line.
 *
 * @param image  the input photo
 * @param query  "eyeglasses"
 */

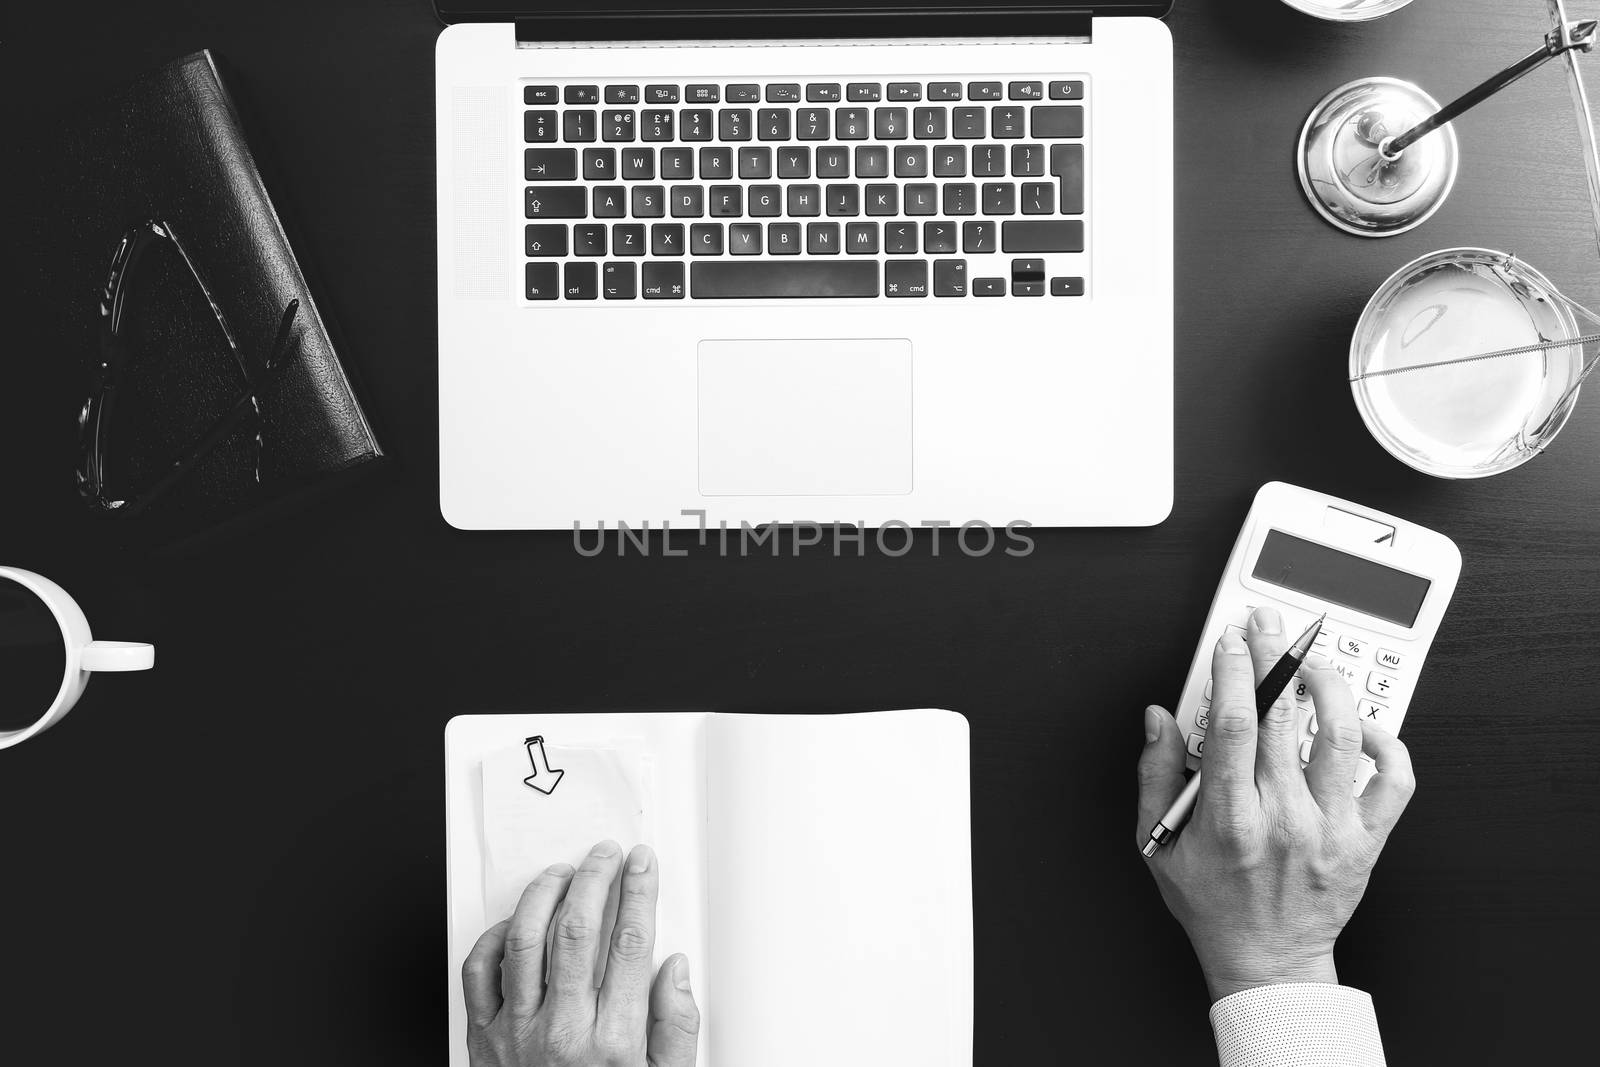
xmin=77 ymin=218 xmax=301 ymax=517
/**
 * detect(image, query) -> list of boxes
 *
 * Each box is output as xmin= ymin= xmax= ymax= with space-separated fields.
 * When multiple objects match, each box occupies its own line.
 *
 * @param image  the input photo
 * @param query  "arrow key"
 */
xmin=525 ymin=148 xmax=577 ymax=180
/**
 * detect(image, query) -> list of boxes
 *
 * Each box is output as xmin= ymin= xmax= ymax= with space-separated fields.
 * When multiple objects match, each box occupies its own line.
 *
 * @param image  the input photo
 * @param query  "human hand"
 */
xmin=463 ymin=841 xmax=700 ymax=1066
xmin=1136 ymin=606 xmax=1417 ymax=1002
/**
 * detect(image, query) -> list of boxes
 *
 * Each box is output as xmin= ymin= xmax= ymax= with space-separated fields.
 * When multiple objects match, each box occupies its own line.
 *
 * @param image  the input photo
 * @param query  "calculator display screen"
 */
xmin=1251 ymin=530 xmax=1431 ymax=627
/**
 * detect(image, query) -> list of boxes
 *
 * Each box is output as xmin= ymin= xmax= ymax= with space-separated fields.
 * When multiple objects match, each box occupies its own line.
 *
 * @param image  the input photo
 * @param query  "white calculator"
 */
xmin=1175 ymin=482 xmax=1461 ymax=791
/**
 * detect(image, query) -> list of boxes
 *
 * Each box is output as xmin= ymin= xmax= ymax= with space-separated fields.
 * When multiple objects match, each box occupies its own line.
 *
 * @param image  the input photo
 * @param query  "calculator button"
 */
xmin=1187 ymin=733 xmax=1205 ymax=758
xmin=1292 ymin=677 xmax=1311 ymax=703
xmin=1376 ymin=647 xmax=1404 ymax=670
xmin=1224 ymin=624 xmax=1246 ymax=642
xmin=1299 ymin=740 xmax=1313 ymax=765
xmin=1203 ymin=679 xmax=1213 ymax=701
xmin=1338 ymin=634 xmax=1368 ymax=657
xmin=1357 ymin=699 xmax=1388 ymax=725
xmin=1196 ymin=709 xmax=1210 ymax=730
xmin=1366 ymin=672 xmax=1397 ymax=699
xmin=1331 ymin=660 xmax=1361 ymax=685
xmin=1306 ymin=712 xmax=1319 ymax=735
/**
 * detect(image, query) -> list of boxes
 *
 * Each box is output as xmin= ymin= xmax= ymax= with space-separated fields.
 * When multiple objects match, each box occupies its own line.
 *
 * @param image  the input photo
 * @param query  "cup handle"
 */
xmin=80 ymin=641 xmax=155 ymax=672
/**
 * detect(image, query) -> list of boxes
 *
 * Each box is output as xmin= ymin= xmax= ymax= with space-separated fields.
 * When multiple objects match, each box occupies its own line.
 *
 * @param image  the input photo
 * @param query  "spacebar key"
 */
xmin=692 ymin=261 xmax=880 ymax=299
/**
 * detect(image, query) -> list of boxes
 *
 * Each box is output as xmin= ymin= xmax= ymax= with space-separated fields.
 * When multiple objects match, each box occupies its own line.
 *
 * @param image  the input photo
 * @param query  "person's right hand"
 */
xmin=1137 ymin=606 xmax=1418 ymax=1001
xmin=462 ymin=840 xmax=700 ymax=1066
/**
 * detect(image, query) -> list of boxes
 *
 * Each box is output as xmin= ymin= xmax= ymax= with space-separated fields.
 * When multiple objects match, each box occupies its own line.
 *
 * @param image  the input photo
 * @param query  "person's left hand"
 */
xmin=462 ymin=840 xmax=700 ymax=1067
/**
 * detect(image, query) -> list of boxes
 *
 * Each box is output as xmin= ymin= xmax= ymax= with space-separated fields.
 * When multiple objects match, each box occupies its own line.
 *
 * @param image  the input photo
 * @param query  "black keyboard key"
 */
xmin=1012 ymin=258 xmax=1046 ymax=297
xmin=886 ymin=259 xmax=929 ymax=297
xmin=614 ymin=224 xmax=646 ymax=256
xmin=963 ymin=220 xmax=997 ymax=253
xmin=827 ymin=184 xmax=861 ymax=217
xmin=837 ymin=109 xmax=871 ymax=140
xmin=749 ymin=185 xmax=782 ymax=217
xmin=631 ymin=185 xmax=665 ymax=217
xmin=788 ymin=184 xmax=822 ymax=217
xmin=710 ymin=185 xmax=744 ymax=217
xmin=808 ymin=83 xmax=843 ymax=102
xmin=566 ymin=85 xmax=601 ymax=104
xmin=974 ymin=277 xmax=1006 ymax=297
xmin=692 ymin=260 xmax=879 ymax=298
xmin=875 ymin=107 xmax=909 ymax=140
xmin=904 ymin=184 xmax=938 ymax=216
xmin=525 ymin=224 xmax=568 ymax=257
xmin=671 ymin=186 xmax=705 ymax=218
xmin=865 ymin=184 xmax=899 ymax=216
xmin=584 ymin=148 xmax=617 ymax=181
xmin=526 ymin=262 xmax=559 ymax=300
xmin=1022 ymin=182 xmax=1055 ymax=214
xmin=934 ymin=145 xmax=968 ymax=177
xmin=944 ymin=183 xmax=977 ymax=216
xmin=739 ymin=147 xmax=774 ymax=179
xmin=526 ymin=148 xmax=577 ymax=180
xmin=593 ymin=186 xmax=626 ymax=217
xmin=929 ymin=82 xmax=963 ymax=101
xmin=525 ymin=110 xmax=558 ymax=143
xmin=1052 ymin=143 xmax=1085 ymax=214
xmin=807 ymin=222 xmax=841 ymax=255
xmin=969 ymin=82 xmax=1004 ymax=101
xmin=700 ymin=147 xmax=733 ymax=179
xmin=797 ymin=108 xmax=831 ymax=141
xmin=526 ymin=187 xmax=587 ymax=218
xmin=643 ymin=261 xmax=686 ymax=299
xmin=953 ymin=107 xmax=987 ymax=140
xmin=1052 ymin=277 xmax=1086 ymax=296
xmin=894 ymin=145 xmax=929 ymax=177
xmin=644 ymin=84 xmax=680 ymax=104
xmin=1009 ymin=81 xmax=1044 ymax=101
xmin=603 ymin=261 xmax=637 ymax=299
xmin=855 ymin=146 xmax=889 ymax=178
xmin=726 ymin=84 xmax=761 ymax=103
xmin=758 ymin=109 xmax=792 ymax=141
xmin=974 ymin=145 xmax=1006 ymax=177
xmin=934 ymin=258 xmax=968 ymax=296
xmin=565 ymin=110 xmax=597 ymax=143
xmin=622 ymin=149 xmax=655 ymax=180
xmin=691 ymin=223 xmax=725 ymax=255
xmin=1004 ymin=220 xmax=1084 ymax=253
xmin=681 ymin=110 xmax=715 ymax=141
xmin=729 ymin=224 xmax=763 ymax=255
xmin=885 ymin=222 xmax=918 ymax=254
xmin=817 ymin=147 xmax=851 ymax=178
xmin=847 ymin=82 xmax=882 ymax=102
xmin=1012 ymin=143 xmax=1047 ymax=177
xmin=846 ymin=221 xmax=880 ymax=254
xmin=1050 ymin=80 xmax=1085 ymax=101
xmin=606 ymin=84 xmax=641 ymax=104
xmin=574 ymin=224 xmax=608 ymax=257
xmin=602 ymin=111 xmax=636 ymax=142
xmin=660 ymin=147 xmax=694 ymax=180
xmin=914 ymin=107 xmax=948 ymax=140
xmin=719 ymin=109 xmax=752 ymax=141
xmin=525 ymin=85 xmax=559 ymax=105
xmin=1032 ymin=105 xmax=1084 ymax=139
xmin=889 ymin=82 xmax=923 ymax=101
xmin=779 ymin=147 xmax=812 ymax=179
xmin=642 ymin=110 xmax=675 ymax=141
xmin=564 ymin=261 xmax=598 ymax=300
xmin=767 ymin=83 xmax=803 ymax=103
xmin=992 ymin=107 xmax=1026 ymax=138
xmin=686 ymin=84 xmax=721 ymax=104
xmin=924 ymin=220 xmax=958 ymax=254
xmin=652 ymin=223 xmax=686 ymax=256
xmin=768 ymin=222 xmax=802 ymax=255
xmin=982 ymin=183 xmax=1016 ymax=215
xmin=1014 ymin=280 xmax=1046 ymax=297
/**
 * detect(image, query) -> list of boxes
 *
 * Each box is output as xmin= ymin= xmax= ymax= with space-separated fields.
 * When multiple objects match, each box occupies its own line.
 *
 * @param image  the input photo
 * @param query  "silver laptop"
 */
xmin=436 ymin=1 xmax=1173 ymax=530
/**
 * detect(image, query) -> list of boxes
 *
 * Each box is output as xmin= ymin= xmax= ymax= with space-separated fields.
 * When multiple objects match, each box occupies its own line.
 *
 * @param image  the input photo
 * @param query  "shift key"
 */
xmin=525 ymin=186 xmax=588 ymax=218
xmin=1002 ymin=220 xmax=1084 ymax=253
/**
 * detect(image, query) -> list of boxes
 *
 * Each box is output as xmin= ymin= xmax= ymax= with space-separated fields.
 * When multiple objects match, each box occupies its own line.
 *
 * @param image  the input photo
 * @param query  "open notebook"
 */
xmin=445 ymin=709 xmax=972 ymax=1067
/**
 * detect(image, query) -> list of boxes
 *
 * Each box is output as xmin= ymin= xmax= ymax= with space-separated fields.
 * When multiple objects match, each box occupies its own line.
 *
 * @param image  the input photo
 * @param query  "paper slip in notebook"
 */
xmin=445 ymin=709 xmax=973 ymax=1067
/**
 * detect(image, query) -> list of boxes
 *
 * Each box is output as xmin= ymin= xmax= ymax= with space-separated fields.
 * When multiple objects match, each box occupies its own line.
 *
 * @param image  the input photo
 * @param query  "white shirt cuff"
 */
xmin=1210 ymin=983 xmax=1386 ymax=1067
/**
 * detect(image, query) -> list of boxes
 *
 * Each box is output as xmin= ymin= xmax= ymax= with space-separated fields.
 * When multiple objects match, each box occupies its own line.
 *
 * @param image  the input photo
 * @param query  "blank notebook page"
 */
xmin=706 ymin=709 xmax=972 ymax=1067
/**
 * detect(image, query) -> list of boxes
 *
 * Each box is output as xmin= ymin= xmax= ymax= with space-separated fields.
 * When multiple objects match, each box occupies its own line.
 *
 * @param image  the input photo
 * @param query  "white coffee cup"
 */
xmin=0 ymin=566 xmax=154 ymax=751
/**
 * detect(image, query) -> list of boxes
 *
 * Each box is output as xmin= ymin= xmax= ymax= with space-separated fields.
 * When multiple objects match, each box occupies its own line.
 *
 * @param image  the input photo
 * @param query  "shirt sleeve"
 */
xmin=1209 ymin=983 xmax=1386 ymax=1067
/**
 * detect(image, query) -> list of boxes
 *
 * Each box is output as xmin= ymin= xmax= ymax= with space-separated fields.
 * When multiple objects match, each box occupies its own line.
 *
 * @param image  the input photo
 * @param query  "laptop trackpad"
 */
xmin=698 ymin=338 xmax=913 ymax=496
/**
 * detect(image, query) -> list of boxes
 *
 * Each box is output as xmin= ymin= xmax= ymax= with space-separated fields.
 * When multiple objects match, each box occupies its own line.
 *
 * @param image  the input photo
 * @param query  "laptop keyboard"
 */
xmin=520 ymin=78 xmax=1088 ymax=301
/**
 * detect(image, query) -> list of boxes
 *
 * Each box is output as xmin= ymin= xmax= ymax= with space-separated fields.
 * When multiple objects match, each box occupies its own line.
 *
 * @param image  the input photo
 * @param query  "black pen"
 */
xmin=1140 ymin=613 xmax=1326 ymax=858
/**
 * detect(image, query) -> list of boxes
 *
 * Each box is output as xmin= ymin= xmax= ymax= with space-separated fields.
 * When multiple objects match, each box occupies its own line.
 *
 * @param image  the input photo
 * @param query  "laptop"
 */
xmin=435 ymin=2 xmax=1173 ymax=531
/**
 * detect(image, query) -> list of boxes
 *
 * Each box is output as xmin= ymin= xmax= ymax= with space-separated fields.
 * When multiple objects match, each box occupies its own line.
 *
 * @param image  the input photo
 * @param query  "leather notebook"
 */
xmin=29 ymin=50 xmax=383 ymax=548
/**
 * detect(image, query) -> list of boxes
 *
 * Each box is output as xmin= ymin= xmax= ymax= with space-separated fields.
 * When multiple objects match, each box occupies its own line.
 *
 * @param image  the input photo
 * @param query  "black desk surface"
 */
xmin=7 ymin=1 xmax=1599 ymax=1062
